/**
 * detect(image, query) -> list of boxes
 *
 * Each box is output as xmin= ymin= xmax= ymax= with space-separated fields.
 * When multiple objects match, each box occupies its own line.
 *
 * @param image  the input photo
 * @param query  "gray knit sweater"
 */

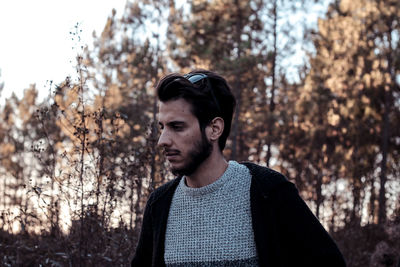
xmin=164 ymin=161 xmax=259 ymax=266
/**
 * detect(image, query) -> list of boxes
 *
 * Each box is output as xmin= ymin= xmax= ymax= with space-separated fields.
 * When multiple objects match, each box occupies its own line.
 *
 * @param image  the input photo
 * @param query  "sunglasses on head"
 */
xmin=183 ymin=73 xmax=208 ymax=83
xmin=183 ymin=73 xmax=221 ymax=113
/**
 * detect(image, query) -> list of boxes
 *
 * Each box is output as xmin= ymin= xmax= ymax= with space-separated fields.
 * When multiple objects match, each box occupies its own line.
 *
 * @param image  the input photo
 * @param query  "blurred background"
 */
xmin=0 ymin=0 xmax=399 ymax=266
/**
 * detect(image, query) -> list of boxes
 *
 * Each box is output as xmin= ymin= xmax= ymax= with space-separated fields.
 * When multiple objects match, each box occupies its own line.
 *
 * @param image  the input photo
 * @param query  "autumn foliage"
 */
xmin=0 ymin=0 xmax=399 ymax=266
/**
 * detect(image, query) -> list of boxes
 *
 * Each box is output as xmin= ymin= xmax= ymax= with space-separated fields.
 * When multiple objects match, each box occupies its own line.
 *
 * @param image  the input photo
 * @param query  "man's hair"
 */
xmin=156 ymin=70 xmax=236 ymax=151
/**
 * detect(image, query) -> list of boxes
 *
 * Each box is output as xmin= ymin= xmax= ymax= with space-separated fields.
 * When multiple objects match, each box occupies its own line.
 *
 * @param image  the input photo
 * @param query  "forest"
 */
xmin=0 ymin=0 xmax=399 ymax=266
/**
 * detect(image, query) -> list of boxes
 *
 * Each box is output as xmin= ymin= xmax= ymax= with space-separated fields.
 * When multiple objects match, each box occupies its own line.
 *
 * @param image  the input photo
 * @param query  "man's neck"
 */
xmin=185 ymin=151 xmax=228 ymax=188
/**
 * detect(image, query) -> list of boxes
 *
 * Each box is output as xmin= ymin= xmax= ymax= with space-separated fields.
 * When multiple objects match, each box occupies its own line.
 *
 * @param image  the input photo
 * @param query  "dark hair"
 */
xmin=156 ymin=70 xmax=236 ymax=151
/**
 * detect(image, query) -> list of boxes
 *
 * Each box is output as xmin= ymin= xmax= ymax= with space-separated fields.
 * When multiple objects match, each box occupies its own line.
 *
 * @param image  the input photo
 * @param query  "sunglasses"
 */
xmin=183 ymin=73 xmax=208 ymax=83
xmin=183 ymin=73 xmax=221 ymax=112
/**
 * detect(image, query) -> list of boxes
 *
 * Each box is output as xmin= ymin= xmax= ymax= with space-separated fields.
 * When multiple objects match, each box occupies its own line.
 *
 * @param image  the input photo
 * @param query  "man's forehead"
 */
xmin=158 ymin=99 xmax=193 ymax=113
xmin=157 ymin=99 xmax=194 ymax=122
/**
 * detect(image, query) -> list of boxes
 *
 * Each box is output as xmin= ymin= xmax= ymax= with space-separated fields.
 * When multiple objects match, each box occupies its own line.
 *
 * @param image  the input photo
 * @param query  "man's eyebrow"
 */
xmin=167 ymin=121 xmax=185 ymax=126
xmin=158 ymin=121 xmax=185 ymax=128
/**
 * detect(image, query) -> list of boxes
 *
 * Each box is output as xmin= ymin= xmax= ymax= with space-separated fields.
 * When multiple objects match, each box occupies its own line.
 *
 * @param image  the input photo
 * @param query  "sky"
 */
xmin=0 ymin=0 xmax=127 ymax=103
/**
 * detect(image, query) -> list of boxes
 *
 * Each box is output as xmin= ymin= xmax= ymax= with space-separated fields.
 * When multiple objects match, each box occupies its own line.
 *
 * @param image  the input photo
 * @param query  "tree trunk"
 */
xmin=266 ymin=0 xmax=277 ymax=167
xmin=133 ymin=178 xmax=143 ymax=239
xmin=315 ymin=171 xmax=323 ymax=219
xmin=231 ymin=0 xmax=243 ymax=160
xmin=378 ymin=24 xmax=394 ymax=225
xmin=378 ymin=79 xmax=389 ymax=225
xmin=369 ymin=176 xmax=377 ymax=224
xmin=330 ymin=181 xmax=338 ymax=232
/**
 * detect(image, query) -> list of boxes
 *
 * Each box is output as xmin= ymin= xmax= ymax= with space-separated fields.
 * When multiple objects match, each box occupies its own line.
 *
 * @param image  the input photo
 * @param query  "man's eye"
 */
xmin=172 ymin=125 xmax=183 ymax=131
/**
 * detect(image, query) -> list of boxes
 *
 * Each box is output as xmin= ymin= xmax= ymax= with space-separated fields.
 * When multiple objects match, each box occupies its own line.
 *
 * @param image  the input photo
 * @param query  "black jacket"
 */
xmin=132 ymin=162 xmax=346 ymax=267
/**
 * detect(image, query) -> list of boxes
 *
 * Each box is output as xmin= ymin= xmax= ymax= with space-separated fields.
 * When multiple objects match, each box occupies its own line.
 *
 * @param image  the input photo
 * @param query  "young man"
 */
xmin=132 ymin=70 xmax=346 ymax=267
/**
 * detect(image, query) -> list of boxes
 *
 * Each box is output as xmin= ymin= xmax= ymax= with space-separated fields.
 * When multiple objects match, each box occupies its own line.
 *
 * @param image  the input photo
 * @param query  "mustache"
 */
xmin=164 ymin=149 xmax=180 ymax=155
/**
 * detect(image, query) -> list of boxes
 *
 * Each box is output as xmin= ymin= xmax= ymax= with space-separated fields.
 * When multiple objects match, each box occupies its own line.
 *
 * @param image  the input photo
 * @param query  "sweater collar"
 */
xmin=179 ymin=161 xmax=238 ymax=197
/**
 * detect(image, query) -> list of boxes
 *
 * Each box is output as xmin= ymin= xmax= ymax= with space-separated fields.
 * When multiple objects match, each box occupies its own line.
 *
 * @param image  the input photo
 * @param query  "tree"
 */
xmin=168 ymin=0 xmax=270 ymax=161
xmin=289 ymin=0 xmax=400 ymax=227
xmin=86 ymin=0 xmax=170 ymax=242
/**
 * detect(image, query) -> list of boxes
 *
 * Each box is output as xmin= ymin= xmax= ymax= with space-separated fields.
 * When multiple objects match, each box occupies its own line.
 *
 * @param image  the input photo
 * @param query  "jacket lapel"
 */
xmin=150 ymin=177 xmax=181 ymax=266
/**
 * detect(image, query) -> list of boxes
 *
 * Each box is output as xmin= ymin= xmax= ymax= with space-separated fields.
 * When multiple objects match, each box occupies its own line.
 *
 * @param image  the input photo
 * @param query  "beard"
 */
xmin=171 ymin=131 xmax=213 ymax=177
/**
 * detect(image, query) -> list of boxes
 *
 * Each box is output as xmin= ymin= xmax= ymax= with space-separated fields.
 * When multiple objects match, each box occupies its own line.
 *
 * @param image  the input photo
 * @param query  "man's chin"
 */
xmin=171 ymin=166 xmax=186 ymax=176
xmin=170 ymin=164 xmax=197 ymax=177
xmin=171 ymin=168 xmax=182 ymax=176
xmin=169 ymin=162 xmax=183 ymax=176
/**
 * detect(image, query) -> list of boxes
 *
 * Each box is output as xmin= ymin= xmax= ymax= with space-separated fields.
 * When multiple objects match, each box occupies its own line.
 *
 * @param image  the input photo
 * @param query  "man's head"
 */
xmin=156 ymin=70 xmax=236 ymax=151
xmin=156 ymin=70 xmax=236 ymax=176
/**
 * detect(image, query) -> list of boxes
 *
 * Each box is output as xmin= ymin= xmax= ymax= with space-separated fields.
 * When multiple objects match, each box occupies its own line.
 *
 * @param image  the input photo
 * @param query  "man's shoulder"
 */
xmin=148 ymin=177 xmax=181 ymax=206
xmin=240 ymin=161 xmax=292 ymax=194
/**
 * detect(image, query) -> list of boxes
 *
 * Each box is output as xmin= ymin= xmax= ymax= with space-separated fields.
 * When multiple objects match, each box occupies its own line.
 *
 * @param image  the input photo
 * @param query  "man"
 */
xmin=132 ymin=70 xmax=346 ymax=267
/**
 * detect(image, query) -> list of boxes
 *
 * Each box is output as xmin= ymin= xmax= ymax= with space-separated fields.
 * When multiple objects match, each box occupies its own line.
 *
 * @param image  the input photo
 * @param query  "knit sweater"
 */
xmin=164 ymin=161 xmax=259 ymax=266
xmin=132 ymin=162 xmax=346 ymax=267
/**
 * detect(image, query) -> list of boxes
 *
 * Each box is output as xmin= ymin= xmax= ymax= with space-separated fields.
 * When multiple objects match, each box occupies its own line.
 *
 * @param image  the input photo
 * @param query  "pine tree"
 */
xmin=167 ymin=0 xmax=270 ymax=161
xmin=290 ymin=0 xmax=400 ymax=226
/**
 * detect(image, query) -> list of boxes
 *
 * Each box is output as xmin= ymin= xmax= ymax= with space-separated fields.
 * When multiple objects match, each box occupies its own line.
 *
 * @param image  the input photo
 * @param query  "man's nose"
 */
xmin=157 ymin=130 xmax=172 ymax=147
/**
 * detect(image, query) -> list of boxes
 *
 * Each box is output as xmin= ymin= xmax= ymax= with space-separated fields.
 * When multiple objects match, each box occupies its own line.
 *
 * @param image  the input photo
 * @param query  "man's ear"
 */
xmin=207 ymin=117 xmax=224 ymax=141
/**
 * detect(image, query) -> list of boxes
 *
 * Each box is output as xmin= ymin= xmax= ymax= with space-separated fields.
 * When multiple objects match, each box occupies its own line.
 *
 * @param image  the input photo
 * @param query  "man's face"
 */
xmin=157 ymin=98 xmax=212 ymax=176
